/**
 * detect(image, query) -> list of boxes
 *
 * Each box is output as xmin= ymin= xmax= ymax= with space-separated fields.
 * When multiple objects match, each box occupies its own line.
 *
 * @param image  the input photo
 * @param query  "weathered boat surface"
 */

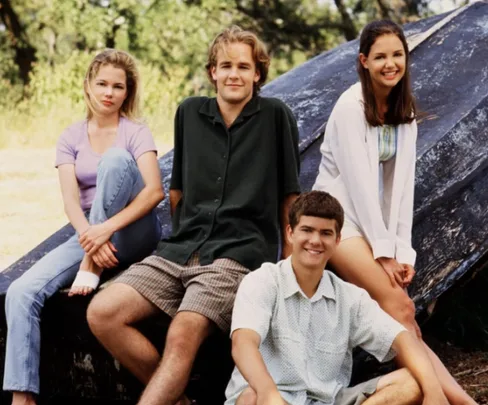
xmin=1 ymin=2 xmax=488 ymax=403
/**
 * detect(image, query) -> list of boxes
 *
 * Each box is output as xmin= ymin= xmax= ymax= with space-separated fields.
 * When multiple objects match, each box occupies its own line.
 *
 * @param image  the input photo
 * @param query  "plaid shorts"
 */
xmin=114 ymin=254 xmax=249 ymax=332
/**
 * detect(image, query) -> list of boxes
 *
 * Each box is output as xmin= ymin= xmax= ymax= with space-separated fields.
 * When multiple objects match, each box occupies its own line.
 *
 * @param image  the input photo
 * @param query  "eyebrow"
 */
xmin=96 ymin=79 xmax=125 ymax=85
xmin=373 ymin=49 xmax=404 ymax=55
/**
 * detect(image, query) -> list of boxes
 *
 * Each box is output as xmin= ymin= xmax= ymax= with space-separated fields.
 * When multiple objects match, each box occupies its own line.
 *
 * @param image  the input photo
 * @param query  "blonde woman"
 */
xmin=3 ymin=49 xmax=164 ymax=405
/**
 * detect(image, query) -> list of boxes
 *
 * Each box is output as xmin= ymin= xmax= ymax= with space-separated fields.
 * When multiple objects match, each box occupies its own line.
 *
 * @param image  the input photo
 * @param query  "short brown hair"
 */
xmin=289 ymin=191 xmax=344 ymax=234
xmin=357 ymin=20 xmax=416 ymax=127
xmin=84 ymin=49 xmax=141 ymax=121
xmin=205 ymin=26 xmax=270 ymax=94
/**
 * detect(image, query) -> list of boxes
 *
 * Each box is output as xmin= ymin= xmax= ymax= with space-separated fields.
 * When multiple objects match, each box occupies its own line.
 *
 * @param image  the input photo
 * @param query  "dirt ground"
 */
xmin=429 ymin=339 xmax=488 ymax=403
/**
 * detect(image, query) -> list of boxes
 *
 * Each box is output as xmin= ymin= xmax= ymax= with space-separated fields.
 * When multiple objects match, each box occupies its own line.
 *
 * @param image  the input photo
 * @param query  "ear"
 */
xmin=335 ymin=233 xmax=341 ymax=247
xmin=359 ymin=53 xmax=368 ymax=69
xmin=211 ymin=66 xmax=217 ymax=81
xmin=254 ymin=69 xmax=261 ymax=83
xmin=285 ymin=224 xmax=294 ymax=246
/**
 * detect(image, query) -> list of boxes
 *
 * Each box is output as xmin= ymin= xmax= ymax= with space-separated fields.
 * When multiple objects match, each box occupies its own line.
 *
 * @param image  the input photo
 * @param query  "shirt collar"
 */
xmin=282 ymin=256 xmax=336 ymax=302
xmin=199 ymin=96 xmax=261 ymax=124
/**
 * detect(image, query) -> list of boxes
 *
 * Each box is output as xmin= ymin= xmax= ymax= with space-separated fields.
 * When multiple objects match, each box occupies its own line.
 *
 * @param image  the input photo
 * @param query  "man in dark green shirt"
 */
xmin=88 ymin=26 xmax=300 ymax=405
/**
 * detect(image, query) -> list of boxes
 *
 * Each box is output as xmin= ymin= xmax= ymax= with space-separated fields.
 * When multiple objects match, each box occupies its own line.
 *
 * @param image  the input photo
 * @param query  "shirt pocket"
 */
xmin=309 ymin=341 xmax=348 ymax=383
xmin=271 ymin=333 xmax=306 ymax=386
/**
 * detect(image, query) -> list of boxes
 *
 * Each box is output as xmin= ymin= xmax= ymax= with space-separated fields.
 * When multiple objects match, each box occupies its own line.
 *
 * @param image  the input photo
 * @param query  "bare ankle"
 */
xmin=80 ymin=255 xmax=103 ymax=276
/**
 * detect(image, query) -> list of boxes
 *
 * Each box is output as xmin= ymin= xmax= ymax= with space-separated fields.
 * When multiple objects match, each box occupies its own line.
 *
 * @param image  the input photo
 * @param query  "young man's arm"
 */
xmin=232 ymin=329 xmax=286 ymax=405
xmin=392 ymin=331 xmax=448 ymax=404
xmin=169 ymin=189 xmax=183 ymax=216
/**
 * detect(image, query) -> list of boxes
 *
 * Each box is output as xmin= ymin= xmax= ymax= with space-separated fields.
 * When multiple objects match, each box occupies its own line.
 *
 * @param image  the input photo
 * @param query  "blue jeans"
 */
xmin=3 ymin=148 xmax=162 ymax=394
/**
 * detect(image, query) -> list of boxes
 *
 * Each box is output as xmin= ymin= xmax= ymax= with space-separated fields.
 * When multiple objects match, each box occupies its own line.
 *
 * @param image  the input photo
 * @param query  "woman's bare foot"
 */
xmin=68 ymin=254 xmax=103 ymax=296
xmin=12 ymin=391 xmax=36 ymax=405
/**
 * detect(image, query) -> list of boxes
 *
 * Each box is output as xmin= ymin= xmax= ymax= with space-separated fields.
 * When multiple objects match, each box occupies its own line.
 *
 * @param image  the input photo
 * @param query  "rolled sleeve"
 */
xmin=351 ymin=290 xmax=407 ymax=362
xmin=230 ymin=266 xmax=276 ymax=343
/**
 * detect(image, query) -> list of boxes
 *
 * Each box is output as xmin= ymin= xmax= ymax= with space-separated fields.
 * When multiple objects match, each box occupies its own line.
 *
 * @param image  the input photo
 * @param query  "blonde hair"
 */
xmin=84 ymin=49 xmax=141 ymax=120
xmin=205 ymin=26 xmax=270 ymax=94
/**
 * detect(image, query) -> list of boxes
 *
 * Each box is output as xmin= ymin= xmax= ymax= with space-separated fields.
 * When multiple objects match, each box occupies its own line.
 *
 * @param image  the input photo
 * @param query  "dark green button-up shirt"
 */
xmin=156 ymin=96 xmax=300 ymax=271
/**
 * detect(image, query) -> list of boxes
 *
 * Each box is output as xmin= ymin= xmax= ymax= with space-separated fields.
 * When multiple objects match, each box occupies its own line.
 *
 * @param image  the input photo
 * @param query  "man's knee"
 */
xmin=379 ymin=368 xmax=422 ymax=405
xmin=236 ymin=387 xmax=257 ymax=405
xmin=87 ymin=284 xmax=127 ymax=335
xmin=165 ymin=311 xmax=213 ymax=352
xmin=399 ymin=369 xmax=422 ymax=404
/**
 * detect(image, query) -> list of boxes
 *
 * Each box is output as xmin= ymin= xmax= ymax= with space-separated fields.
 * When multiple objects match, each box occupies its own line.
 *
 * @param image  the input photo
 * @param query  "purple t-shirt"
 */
xmin=55 ymin=117 xmax=157 ymax=210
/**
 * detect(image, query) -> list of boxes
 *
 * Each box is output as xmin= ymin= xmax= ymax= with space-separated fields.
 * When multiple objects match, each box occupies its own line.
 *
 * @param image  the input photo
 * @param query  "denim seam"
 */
xmin=103 ymin=158 xmax=133 ymax=213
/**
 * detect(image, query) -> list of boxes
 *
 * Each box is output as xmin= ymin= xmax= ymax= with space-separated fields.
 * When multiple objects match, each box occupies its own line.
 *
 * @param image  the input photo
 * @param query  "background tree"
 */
xmin=0 ymin=0 xmax=467 ymax=147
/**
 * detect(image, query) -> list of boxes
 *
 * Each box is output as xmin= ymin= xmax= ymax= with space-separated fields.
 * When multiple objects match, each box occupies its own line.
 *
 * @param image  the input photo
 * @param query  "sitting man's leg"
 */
xmin=138 ymin=311 xmax=213 ymax=405
xmin=138 ymin=256 xmax=249 ymax=405
xmin=337 ymin=368 xmax=422 ymax=405
xmin=87 ymin=255 xmax=184 ymax=384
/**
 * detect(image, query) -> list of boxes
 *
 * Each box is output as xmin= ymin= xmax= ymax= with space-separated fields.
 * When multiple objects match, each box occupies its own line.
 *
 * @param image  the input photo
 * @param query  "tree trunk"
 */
xmin=334 ymin=0 xmax=358 ymax=41
xmin=0 ymin=0 xmax=37 ymax=84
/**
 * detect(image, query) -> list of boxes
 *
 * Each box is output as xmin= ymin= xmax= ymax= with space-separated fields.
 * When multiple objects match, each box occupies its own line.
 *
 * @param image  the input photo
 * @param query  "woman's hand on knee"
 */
xmin=79 ymin=223 xmax=114 ymax=254
xmin=400 ymin=264 xmax=416 ymax=287
xmin=376 ymin=257 xmax=406 ymax=288
xmin=91 ymin=241 xmax=118 ymax=269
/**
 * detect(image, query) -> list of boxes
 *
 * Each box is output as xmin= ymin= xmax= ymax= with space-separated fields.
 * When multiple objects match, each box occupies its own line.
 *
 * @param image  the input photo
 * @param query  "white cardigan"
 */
xmin=313 ymin=83 xmax=417 ymax=266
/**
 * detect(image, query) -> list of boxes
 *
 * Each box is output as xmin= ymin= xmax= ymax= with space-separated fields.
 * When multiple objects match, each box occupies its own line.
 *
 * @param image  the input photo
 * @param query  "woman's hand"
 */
xmin=79 ymin=223 xmax=114 ymax=255
xmin=376 ymin=257 xmax=406 ymax=288
xmin=91 ymin=241 xmax=118 ymax=269
xmin=401 ymin=263 xmax=416 ymax=287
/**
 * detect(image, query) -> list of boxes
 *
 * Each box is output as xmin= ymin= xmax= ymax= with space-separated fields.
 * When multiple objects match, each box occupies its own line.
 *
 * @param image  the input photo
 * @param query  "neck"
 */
xmin=290 ymin=256 xmax=325 ymax=298
xmin=372 ymin=83 xmax=391 ymax=113
xmin=216 ymin=94 xmax=251 ymax=127
xmin=90 ymin=112 xmax=120 ymax=129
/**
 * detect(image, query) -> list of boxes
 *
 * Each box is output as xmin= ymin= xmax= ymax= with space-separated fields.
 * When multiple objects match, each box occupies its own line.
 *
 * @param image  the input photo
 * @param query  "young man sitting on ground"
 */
xmin=225 ymin=190 xmax=449 ymax=405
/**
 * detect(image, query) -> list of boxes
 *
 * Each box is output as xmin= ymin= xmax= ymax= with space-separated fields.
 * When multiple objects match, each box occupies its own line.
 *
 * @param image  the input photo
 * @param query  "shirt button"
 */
xmin=208 ymin=212 xmax=212 ymax=216
xmin=214 ymin=198 xmax=219 ymax=203
xmin=217 ymin=177 xmax=222 ymax=181
xmin=222 ymin=154 xmax=227 ymax=159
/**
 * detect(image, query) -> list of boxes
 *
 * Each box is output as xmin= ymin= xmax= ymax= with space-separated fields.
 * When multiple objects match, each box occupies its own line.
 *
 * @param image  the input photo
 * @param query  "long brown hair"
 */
xmin=205 ymin=25 xmax=270 ymax=95
xmin=84 ymin=49 xmax=142 ymax=121
xmin=357 ymin=20 xmax=416 ymax=127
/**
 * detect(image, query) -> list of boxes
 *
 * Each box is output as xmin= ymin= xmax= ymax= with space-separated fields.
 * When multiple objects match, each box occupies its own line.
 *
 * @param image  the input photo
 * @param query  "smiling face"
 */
xmin=211 ymin=42 xmax=260 ymax=108
xmin=87 ymin=64 xmax=128 ymax=116
xmin=359 ymin=33 xmax=406 ymax=94
xmin=287 ymin=215 xmax=341 ymax=271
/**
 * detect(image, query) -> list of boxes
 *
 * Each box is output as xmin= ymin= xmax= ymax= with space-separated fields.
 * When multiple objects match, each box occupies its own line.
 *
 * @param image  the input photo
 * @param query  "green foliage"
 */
xmin=0 ymin=0 xmax=460 ymax=148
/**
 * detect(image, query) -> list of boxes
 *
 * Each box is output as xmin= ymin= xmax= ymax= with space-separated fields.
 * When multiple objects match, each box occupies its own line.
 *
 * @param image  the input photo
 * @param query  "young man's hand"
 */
xmin=257 ymin=389 xmax=288 ymax=405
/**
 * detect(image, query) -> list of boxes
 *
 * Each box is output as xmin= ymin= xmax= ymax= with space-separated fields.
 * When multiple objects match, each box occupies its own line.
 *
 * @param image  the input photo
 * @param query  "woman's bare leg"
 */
xmin=11 ymin=392 xmax=36 ymax=405
xmin=329 ymin=237 xmax=477 ymax=405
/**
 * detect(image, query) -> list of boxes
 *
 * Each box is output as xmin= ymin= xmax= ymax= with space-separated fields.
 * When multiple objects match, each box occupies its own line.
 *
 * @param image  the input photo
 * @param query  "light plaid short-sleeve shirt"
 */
xmin=224 ymin=257 xmax=406 ymax=405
